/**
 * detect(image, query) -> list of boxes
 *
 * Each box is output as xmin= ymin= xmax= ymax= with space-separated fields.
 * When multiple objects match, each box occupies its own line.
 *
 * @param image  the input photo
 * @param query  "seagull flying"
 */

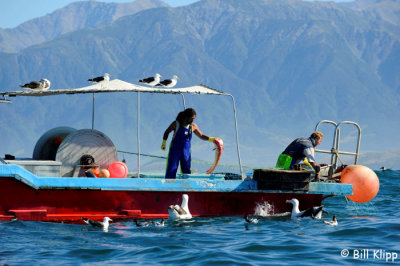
xmin=88 ymin=73 xmax=111 ymax=83
xmin=19 ymin=79 xmax=51 ymax=90
xmin=155 ymin=75 xmax=179 ymax=88
xmin=82 ymin=217 xmax=112 ymax=229
xmin=323 ymin=215 xmax=338 ymax=226
xmin=286 ymin=198 xmax=326 ymax=219
xmin=168 ymin=194 xmax=192 ymax=220
xmin=139 ymin=73 xmax=162 ymax=87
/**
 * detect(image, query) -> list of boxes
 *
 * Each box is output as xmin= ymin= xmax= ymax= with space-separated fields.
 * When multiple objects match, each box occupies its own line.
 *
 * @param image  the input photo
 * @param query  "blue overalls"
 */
xmin=165 ymin=121 xmax=192 ymax=179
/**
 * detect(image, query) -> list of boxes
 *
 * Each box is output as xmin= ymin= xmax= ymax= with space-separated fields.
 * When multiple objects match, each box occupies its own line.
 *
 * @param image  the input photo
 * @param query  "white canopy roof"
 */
xmin=1 ymin=79 xmax=227 ymax=97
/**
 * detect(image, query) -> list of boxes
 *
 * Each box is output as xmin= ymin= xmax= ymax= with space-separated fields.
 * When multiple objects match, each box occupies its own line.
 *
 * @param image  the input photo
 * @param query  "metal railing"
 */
xmin=315 ymin=120 xmax=361 ymax=170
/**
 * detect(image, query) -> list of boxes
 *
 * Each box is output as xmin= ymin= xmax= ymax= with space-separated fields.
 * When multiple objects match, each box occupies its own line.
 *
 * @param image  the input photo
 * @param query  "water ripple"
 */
xmin=0 ymin=171 xmax=399 ymax=264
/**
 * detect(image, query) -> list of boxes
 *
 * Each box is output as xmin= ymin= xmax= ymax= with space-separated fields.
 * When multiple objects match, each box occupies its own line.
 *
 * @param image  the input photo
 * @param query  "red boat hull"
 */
xmin=0 ymin=177 xmax=322 ymax=222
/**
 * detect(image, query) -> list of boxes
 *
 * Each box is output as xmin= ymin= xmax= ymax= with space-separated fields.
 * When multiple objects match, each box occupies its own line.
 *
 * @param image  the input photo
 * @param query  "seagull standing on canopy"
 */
xmin=19 ymin=78 xmax=51 ymax=90
xmin=88 ymin=73 xmax=111 ymax=83
xmin=139 ymin=73 xmax=162 ymax=87
xmin=156 ymin=75 xmax=179 ymax=88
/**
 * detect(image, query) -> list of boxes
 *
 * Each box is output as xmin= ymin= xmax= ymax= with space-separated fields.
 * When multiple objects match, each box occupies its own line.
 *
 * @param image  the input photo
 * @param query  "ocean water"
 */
xmin=1 ymin=171 xmax=399 ymax=265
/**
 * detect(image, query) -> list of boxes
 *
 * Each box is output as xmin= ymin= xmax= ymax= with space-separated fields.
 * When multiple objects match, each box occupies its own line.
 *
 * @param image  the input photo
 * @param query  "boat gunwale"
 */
xmin=0 ymin=164 xmax=352 ymax=195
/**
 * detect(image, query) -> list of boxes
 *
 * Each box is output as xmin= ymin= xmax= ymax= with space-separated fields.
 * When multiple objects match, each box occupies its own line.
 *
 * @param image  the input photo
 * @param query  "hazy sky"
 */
xmin=0 ymin=0 xmax=352 ymax=29
xmin=0 ymin=0 xmax=198 ymax=28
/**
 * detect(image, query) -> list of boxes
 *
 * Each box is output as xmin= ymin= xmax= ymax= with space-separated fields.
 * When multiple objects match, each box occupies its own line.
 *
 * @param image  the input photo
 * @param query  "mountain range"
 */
xmin=0 ymin=0 xmax=399 ymax=170
xmin=0 ymin=0 xmax=168 ymax=53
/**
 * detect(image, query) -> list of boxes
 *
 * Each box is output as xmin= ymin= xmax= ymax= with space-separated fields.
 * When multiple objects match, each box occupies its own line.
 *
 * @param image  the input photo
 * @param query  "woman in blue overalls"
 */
xmin=161 ymin=108 xmax=216 ymax=179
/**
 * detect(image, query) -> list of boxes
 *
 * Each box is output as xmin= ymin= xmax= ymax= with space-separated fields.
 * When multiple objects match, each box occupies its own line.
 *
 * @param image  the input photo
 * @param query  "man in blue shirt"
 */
xmin=276 ymin=131 xmax=323 ymax=171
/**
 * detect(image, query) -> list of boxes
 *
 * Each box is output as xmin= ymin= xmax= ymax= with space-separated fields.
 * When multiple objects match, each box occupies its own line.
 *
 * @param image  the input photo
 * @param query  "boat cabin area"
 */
xmin=0 ymin=81 xmax=356 ymax=193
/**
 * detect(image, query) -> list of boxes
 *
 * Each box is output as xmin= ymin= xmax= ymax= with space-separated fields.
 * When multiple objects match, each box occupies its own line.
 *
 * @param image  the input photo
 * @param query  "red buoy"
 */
xmin=108 ymin=161 xmax=128 ymax=178
xmin=341 ymin=165 xmax=379 ymax=203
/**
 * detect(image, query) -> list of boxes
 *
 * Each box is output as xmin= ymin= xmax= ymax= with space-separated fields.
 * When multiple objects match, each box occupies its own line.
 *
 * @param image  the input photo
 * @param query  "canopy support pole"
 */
xmin=92 ymin=93 xmax=95 ymax=130
xmin=0 ymin=94 xmax=11 ymax=103
xmin=180 ymin=93 xmax=186 ymax=109
xmin=137 ymin=92 xmax=141 ymax=178
xmin=226 ymin=93 xmax=244 ymax=179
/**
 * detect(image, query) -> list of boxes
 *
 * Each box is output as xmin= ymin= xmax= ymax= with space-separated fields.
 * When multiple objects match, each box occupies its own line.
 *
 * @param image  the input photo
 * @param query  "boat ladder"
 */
xmin=314 ymin=120 xmax=361 ymax=174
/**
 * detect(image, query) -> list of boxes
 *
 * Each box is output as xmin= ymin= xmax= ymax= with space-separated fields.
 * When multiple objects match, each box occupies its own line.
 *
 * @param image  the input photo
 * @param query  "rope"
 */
xmin=117 ymin=150 xmax=167 ymax=160
xmin=331 ymin=148 xmax=345 ymax=165
xmin=117 ymin=150 xmax=262 ymax=169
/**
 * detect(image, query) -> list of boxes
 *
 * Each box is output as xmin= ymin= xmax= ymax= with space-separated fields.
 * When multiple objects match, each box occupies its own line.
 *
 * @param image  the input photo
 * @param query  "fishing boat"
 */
xmin=0 ymin=79 xmax=356 ymax=222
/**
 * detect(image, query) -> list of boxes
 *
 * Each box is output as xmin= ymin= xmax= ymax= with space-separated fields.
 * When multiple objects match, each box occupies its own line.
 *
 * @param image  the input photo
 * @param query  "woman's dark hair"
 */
xmin=176 ymin=108 xmax=196 ymax=124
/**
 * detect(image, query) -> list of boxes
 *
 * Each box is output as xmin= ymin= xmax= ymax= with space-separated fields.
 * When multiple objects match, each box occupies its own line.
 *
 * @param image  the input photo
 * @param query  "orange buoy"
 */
xmin=99 ymin=169 xmax=110 ymax=178
xmin=108 ymin=161 xmax=128 ymax=178
xmin=341 ymin=165 xmax=379 ymax=203
xmin=91 ymin=169 xmax=100 ymax=177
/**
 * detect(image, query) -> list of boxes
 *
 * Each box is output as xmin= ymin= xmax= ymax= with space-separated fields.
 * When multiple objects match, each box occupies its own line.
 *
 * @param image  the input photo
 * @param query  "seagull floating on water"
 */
xmin=139 ymin=73 xmax=162 ymax=87
xmin=88 ymin=73 xmax=111 ymax=83
xmin=244 ymin=215 xmax=259 ymax=224
xmin=168 ymin=194 xmax=192 ymax=220
xmin=286 ymin=198 xmax=326 ymax=219
xmin=134 ymin=219 xmax=151 ymax=227
xmin=154 ymin=219 xmax=165 ymax=227
xmin=323 ymin=215 xmax=338 ymax=226
xmin=156 ymin=75 xmax=179 ymax=88
xmin=19 ymin=79 xmax=51 ymax=90
xmin=82 ymin=217 xmax=112 ymax=229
